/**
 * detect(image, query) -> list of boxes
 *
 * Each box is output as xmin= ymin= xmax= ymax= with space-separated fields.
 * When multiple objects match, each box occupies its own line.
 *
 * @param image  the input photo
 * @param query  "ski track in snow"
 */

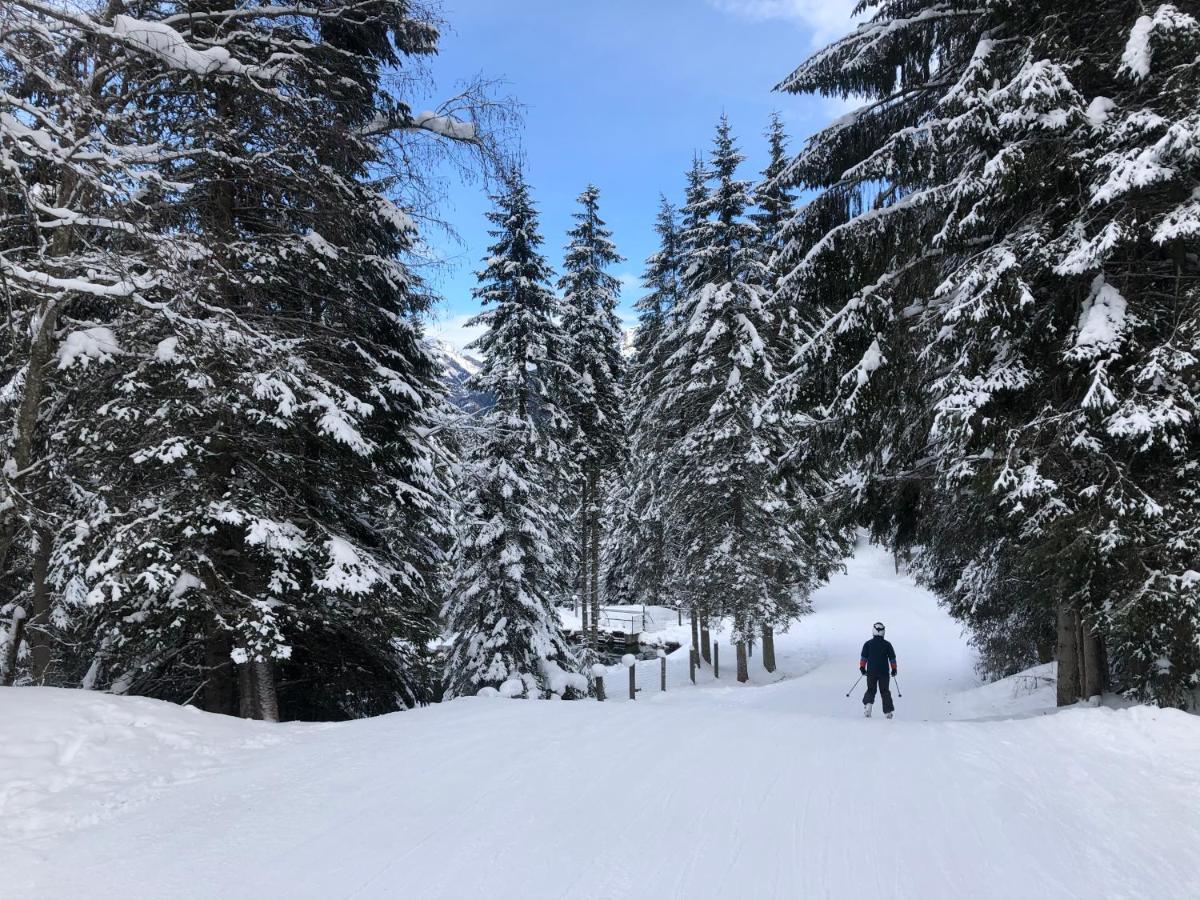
xmin=3 ymin=542 xmax=1199 ymax=899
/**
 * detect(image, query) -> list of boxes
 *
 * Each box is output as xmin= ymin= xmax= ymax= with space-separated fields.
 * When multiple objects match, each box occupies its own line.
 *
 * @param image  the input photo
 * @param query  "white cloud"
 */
xmin=427 ymin=313 xmax=485 ymax=351
xmin=616 ymin=272 xmax=642 ymax=296
xmin=710 ymin=0 xmax=859 ymax=46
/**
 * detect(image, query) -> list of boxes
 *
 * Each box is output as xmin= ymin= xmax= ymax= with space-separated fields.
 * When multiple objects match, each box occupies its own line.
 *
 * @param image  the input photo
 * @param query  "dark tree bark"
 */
xmin=736 ymin=640 xmax=749 ymax=683
xmin=1080 ymin=611 xmax=1105 ymax=702
xmin=28 ymin=526 xmax=53 ymax=683
xmin=238 ymin=663 xmax=259 ymax=719
xmin=761 ymin=625 xmax=776 ymax=673
xmin=1056 ymin=602 xmax=1081 ymax=706
xmin=589 ymin=470 xmax=601 ymax=651
xmin=578 ymin=478 xmax=589 ymax=633
xmin=700 ymin=615 xmax=712 ymax=665
xmin=202 ymin=627 xmax=238 ymax=715
xmin=254 ymin=658 xmax=280 ymax=722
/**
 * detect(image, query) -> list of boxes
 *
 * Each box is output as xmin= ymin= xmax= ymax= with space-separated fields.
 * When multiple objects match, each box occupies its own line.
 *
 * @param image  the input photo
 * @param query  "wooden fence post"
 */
xmin=659 ymin=649 xmax=667 ymax=691
xmin=689 ymin=649 xmax=696 ymax=684
xmin=623 ymin=653 xmax=637 ymax=700
xmin=592 ymin=663 xmax=606 ymax=701
xmin=714 ymin=642 xmax=720 ymax=678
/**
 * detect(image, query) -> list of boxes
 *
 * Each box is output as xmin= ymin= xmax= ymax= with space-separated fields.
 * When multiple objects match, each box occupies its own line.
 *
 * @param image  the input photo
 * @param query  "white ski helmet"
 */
xmin=872 ymin=622 xmax=885 ymax=636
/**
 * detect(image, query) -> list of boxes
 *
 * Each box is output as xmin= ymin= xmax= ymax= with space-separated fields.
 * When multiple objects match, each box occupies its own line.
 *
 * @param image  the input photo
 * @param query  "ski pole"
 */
xmin=845 ymin=674 xmax=863 ymax=697
xmin=893 ymin=675 xmax=902 ymax=698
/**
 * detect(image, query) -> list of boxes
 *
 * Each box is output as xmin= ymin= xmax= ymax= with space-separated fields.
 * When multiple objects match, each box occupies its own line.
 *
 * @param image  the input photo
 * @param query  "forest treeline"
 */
xmin=2 ymin=1 xmax=1196 ymax=717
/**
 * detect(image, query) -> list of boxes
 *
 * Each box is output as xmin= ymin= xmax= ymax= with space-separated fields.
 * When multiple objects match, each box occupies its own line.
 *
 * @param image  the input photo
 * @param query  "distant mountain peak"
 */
xmin=427 ymin=339 xmax=487 ymax=411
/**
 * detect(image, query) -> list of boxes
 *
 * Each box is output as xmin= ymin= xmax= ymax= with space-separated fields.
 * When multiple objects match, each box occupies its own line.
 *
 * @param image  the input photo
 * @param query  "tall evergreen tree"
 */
xmin=657 ymin=118 xmax=802 ymax=680
xmin=559 ymin=186 xmax=625 ymax=644
xmin=443 ymin=171 xmax=581 ymax=700
xmin=752 ymin=112 xmax=796 ymax=281
xmin=1 ymin=0 xmax=486 ymax=718
xmin=604 ymin=197 xmax=683 ymax=608
xmin=753 ymin=112 xmax=802 ymax=356
xmin=772 ymin=0 xmax=1200 ymax=706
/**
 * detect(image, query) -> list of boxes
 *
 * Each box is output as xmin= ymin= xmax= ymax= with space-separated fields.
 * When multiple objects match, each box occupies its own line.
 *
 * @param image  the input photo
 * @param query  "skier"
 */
xmin=859 ymin=622 xmax=897 ymax=719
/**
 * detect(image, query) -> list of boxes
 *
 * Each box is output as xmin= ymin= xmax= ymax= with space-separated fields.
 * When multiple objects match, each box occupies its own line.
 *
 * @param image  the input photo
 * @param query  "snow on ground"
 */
xmin=4 ymin=541 xmax=1199 ymax=899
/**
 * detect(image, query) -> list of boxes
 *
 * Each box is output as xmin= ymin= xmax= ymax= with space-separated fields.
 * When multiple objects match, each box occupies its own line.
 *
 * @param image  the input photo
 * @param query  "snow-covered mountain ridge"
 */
xmin=427 ymin=339 xmax=488 ymax=411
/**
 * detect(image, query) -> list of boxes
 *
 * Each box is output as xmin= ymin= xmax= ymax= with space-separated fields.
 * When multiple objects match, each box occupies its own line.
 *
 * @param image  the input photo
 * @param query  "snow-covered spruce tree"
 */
xmin=772 ymin=1 xmax=1200 ymax=706
xmin=752 ymin=112 xmax=796 ymax=294
xmin=750 ymin=111 xmax=854 ymax=664
xmin=559 ymin=186 xmax=625 ymax=646
xmin=443 ymin=170 xmax=583 ymax=700
xmin=2 ymin=0 xmax=485 ymax=718
xmin=603 ymin=197 xmax=683 ymax=609
xmin=657 ymin=118 xmax=801 ymax=681
xmin=658 ymin=154 xmax=713 ymax=660
xmin=0 ymin=1 xmax=208 ymax=688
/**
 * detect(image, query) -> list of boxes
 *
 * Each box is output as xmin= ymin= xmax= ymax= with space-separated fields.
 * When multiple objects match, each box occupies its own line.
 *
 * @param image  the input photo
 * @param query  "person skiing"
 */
xmin=860 ymin=622 xmax=897 ymax=718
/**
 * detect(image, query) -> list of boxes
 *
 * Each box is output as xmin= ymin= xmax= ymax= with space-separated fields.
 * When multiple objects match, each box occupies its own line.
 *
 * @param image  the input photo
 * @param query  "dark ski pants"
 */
xmin=863 ymin=673 xmax=894 ymax=714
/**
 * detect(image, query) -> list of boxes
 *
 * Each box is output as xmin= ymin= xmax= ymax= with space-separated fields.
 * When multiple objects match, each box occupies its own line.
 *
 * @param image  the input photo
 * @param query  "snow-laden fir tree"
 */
xmin=1 ymin=0 xmax=487 ymax=718
xmin=443 ymin=170 xmax=583 ymax=700
xmin=604 ymin=197 xmax=683 ymax=609
xmin=655 ymin=118 xmax=802 ymax=681
xmin=772 ymin=0 xmax=1200 ymax=706
xmin=0 ymin=5 xmax=173 ymax=686
xmin=752 ymin=113 xmax=805 ymax=359
xmin=751 ymin=112 xmax=796 ymax=288
xmin=558 ymin=186 xmax=625 ymax=646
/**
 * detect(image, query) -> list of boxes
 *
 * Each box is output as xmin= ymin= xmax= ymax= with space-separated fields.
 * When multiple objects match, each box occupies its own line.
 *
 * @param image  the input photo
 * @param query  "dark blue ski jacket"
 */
xmin=859 ymin=636 xmax=897 ymax=676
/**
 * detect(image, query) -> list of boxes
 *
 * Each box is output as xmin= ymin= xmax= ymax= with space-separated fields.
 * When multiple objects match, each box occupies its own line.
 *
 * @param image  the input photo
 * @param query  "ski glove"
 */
xmin=859 ymin=667 xmax=867 ymax=676
xmin=891 ymin=668 xmax=898 ymax=676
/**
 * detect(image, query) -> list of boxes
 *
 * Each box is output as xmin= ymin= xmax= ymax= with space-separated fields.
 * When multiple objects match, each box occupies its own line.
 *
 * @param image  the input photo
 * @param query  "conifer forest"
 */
xmin=2 ymin=2 xmax=1198 ymax=898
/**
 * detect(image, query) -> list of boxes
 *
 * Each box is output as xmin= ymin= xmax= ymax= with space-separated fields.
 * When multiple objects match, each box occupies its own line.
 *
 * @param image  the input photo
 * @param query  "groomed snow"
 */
xmin=3 ymin=542 xmax=1198 ymax=899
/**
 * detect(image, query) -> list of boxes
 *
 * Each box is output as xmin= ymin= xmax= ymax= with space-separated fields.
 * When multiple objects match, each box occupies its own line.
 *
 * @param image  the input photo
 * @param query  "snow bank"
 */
xmin=4 ymin=546 xmax=1198 ymax=899
xmin=3 ymin=685 xmax=1198 ymax=900
xmin=0 ymin=689 xmax=288 ymax=843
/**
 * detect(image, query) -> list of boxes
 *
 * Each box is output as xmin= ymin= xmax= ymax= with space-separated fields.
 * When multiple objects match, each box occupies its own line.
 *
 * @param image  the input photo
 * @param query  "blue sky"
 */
xmin=418 ymin=0 xmax=857 ymax=349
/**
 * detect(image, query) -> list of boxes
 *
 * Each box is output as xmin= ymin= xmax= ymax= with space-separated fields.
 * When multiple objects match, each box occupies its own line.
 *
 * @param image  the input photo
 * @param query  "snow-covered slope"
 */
xmin=4 ymin=544 xmax=1199 ymax=899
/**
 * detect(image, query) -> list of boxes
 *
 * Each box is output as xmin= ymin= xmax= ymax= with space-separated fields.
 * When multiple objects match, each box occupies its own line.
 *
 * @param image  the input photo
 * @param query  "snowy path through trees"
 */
xmin=4 ymin=544 xmax=1199 ymax=899
xmin=620 ymin=540 xmax=982 ymax=721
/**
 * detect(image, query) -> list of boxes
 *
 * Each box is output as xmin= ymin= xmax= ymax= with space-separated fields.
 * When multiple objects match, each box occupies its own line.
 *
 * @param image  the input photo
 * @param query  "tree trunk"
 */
xmin=761 ymin=625 xmax=776 ymax=673
xmin=700 ymin=616 xmax=711 ymax=665
xmin=578 ymin=477 xmax=589 ymax=633
xmin=1 ymin=607 xmax=26 ymax=686
xmin=203 ymin=627 xmax=238 ymax=715
xmin=588 ymin=470 xmax=600 ymax=652
xmin=1080 ymin=611 xmax=1105 ymax=702
xmin=28 ymin=526 xmax=53 ymax=684
xmin=690 ymin=605 xmax=699 ymax=662
xmin=736 ymin=640 xmax=749 ymax=683
xmin=253 ymin=658 xmax=280 ymax=722
xmin=1056 ymin=601 xmax=1081 ymax=706
xmin=238 ymin=663 xmax=260 ymax=719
